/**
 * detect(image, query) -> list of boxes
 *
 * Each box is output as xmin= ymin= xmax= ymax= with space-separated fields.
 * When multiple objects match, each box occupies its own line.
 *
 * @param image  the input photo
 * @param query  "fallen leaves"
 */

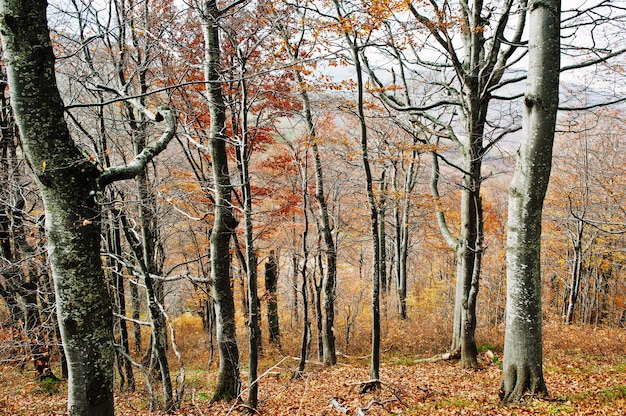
xmin=1 ymin=323 xmax=625 ymax=415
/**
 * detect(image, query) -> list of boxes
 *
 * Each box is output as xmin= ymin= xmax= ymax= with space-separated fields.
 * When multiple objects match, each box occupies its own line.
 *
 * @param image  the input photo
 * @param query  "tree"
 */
xmin=265 ymin=251 xmax=280 ymax=344
xmin=0 ymin=1 xmax=176 ymax=414
xmin=358 ymin=0 xmax=529 ymax=368
xmin=329 ymin=0 xmax=382 ymax=383
xmin=196 ymin=0 xmax=242 ymax=402
xmin=499 ymin=0 xmax=560 ymax=403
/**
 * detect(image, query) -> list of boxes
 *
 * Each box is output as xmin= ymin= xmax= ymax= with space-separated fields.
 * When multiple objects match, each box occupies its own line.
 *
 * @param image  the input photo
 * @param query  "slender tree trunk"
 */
xmin=565 ymin=225 xmax=584 ymax=323
xmin=353 ymin=45 xmax=381 ymax=383
xmin=265 ymin=252 xmax=280 ymax=344
xmin=328 ymin=0 xmax=381 ymax=381
xmin=200 ymin=0 xmax=240 ymax=400
xmin=391 ymin=141 xmax=419 ymax=320
xmin=130 ymin=281 xmax=143 ymax=352
xmin=291 ymin=250 xmax=299 ymax=324
xmin=297 ymin=261 xmax=310 ymax=374
xmin=109 ymin=215 xmax=135 ymax=391
xmin=311 ymin=261 xmax=324 ymax=362
xmin=378 ymin=173 xmax=388 ymax=296
xmin=500 ymin=0 xmax=560 ymax=403
xmin=297 ymin=158 xmax=311 ymax=374
xmin=236 ymin=63 xmax=260 ymax=411
xmin=289 ymin=47 xmax=337 ymax=366
xmin=200 ymin=296 xmax=216 ymax=367
xmin=120 ymin=214 xmax=173 ymax=411
xmin=273 ymin=9 xmax=338 ymax=364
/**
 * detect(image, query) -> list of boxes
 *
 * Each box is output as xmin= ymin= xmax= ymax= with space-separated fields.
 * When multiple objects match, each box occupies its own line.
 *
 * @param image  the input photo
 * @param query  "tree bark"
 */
xmin=500 ymin=0 xmax=560 ymax=403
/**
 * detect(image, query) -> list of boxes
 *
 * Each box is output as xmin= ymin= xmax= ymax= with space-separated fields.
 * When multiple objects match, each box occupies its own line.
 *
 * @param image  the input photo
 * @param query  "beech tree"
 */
xmin=195 ymin=0 xmax=243 ymax=401
xmin=359 ymin=0 xmax=530 ymax=368
xmin=500 ymin=0 xmax=560 ymax=403
xmin=328 ymin=0 xmax=382 ymax=384
xmin=0 ymin=1 xmax=176 ymax=414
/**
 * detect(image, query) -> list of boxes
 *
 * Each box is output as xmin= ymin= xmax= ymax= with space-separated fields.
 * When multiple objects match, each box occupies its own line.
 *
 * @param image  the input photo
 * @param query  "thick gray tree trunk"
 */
xmin=500 ymin=0 xmax=560 ymax=403
xmin=0 ymin=2 xmax=176 ymax=414
xmin=0 ymin=2 xmax=114 ymax=414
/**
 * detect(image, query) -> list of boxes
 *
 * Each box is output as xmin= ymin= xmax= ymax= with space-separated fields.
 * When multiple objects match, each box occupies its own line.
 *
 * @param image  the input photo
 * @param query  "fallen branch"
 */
xmin=415 ymin=349 xmax=460 ymax=363
xmin=329 ymin=397 xmax=349 ymax=414
xmin=357 ymin=397 xmax=400 ymax=415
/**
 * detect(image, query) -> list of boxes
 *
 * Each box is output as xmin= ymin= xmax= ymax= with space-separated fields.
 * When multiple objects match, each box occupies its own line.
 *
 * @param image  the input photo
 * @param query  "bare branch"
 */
xmin=99 ymin=107 xmax=176 ymax=187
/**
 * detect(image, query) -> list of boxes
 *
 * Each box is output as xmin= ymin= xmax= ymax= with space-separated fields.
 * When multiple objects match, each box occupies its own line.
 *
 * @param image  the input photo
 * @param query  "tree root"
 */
xmin=358 ymin=379 xmax=381 ymax=394
xmin=500 ymin=363 xmax=548 ymax=404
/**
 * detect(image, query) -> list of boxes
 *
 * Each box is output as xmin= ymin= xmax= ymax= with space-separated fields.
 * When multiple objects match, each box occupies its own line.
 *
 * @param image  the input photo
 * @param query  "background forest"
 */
xmin=0 ymin=0 xmax=625 ymax=415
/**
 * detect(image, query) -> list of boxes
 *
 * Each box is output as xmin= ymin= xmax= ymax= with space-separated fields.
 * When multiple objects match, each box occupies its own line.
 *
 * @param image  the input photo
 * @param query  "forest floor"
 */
xmin=1 ymin=322 xmax=625 ymax=415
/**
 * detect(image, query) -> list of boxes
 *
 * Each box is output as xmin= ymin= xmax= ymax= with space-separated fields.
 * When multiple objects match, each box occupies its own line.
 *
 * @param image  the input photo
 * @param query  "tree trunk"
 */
xmin=291 ymin=251 xmax=299 ymax=324
xmin=297 ymin=158 xmax=311 ymax=374
xmin=349 ymin=35 xmax=381 ymax=383
xmin=500 ymin=0 xmax=560 ymax=403
xmin=130 ymin=280 xmax=143 ymax=352
xmin=0 ymin=2 xmax=115 ymax=414
xmin=200 ymin=0 xmax=240 ymax=401
xmin=565 ymin=224 xmax=584 ymax=324
xmin=265 ymin=251 xmax=280 ymax=344
xmin=108 ymin=215 xmax=135 ymax=391
xmin=120 ymin=214 xmax=173 ymax=411
xmin=235 ymin=63 xmax=260 ymax=410
xmin=392 ymin=172 xmax=406 ymax=320
xmin=311 ymin=260 xmax=324 ymax=362
xmin=378 ymin=173 xmax=388 ymax=297
xmin=281 ymin=30 xmax=338 ymax=365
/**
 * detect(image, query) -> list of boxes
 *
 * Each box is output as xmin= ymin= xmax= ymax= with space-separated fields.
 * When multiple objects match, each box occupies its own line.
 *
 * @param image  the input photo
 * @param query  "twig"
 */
xmin=160 ymin=305 xmax=186 ymax=410
xmin=296 ymin=373 xmax=311 ymax=416
xmin=114 ymin=344 xmax=155 ymax=411
xmin=191 ymin=389 xmax=207 ymax=416
xmin=226 ymin=356 xmax=291 ymax=415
